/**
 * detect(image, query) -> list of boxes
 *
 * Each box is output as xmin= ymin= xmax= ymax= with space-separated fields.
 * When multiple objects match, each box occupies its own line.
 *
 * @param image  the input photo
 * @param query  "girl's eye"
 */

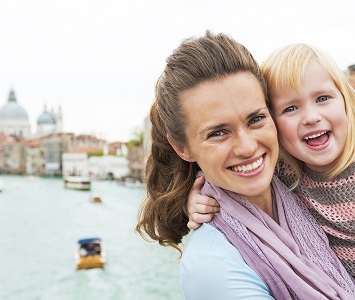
xmin=283 ymin=106 xmax=297 ymax=113
xmin=248 ymin=115 xmax=266 ymax=126
xmin=207 ymin=130 xmax=226 ymax=140
xmin=317 ymin=95 xmax=329 ymax=103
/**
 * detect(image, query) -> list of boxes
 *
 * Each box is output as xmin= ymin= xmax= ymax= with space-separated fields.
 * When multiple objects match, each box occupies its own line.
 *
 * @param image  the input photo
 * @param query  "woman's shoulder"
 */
xmin=182 ymin=223 xmax=245 ymax=262
xmin=180 ymin=223 xmax=274 ymax=300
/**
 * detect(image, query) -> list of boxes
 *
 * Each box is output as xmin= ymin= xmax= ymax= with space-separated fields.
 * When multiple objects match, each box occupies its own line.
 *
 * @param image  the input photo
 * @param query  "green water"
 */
xmin=0 ymin=175 xmax=184 ymax=300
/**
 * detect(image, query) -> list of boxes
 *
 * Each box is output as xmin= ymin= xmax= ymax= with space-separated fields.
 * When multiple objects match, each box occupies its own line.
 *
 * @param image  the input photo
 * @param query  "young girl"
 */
xmin=187 ymin=43 xmax=355 ymax=276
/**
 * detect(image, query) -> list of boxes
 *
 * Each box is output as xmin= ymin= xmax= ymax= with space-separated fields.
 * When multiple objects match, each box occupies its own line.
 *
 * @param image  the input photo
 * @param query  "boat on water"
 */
xmin=75 ymin=237 xmax=106 ymax=270
xmin=90 ymin=196 xmax=103 ymax=203
xmin=64 ymin=176 xmax=91 ymax=191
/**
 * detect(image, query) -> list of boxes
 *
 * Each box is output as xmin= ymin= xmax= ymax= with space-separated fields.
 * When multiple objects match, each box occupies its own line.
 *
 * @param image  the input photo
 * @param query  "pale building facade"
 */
xmin=0 ymin=138 xmax=26 ymax=174
xmin=42 ymin=133 xmax=74 ymax=175
xmin=62 ymin=152 xmax=90 ymax=177
xmin=88 ymin=156 xmax=129 ymax=180
xmin=25 ymin=139 xmax=45 ymax=175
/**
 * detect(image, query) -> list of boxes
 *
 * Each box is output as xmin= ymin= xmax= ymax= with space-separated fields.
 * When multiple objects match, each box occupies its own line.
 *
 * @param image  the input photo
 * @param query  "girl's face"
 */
xmin=271 ymin=60 xmax=348 ymax=173
xmin=172 ymin=72 xmax=279 ymax=206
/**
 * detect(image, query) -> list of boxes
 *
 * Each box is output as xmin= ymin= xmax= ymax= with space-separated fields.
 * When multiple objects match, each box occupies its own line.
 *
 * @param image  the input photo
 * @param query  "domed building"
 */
xmin=0 ymin=89 xmax=31 ymax=137
xmin=37 ymin=105 xmax=62 ymax=136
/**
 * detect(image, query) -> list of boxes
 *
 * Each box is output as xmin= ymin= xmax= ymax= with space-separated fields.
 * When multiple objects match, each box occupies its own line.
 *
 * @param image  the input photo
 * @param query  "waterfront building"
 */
xmin=0 ymin=133 xmax=14 ymax=172
xmin=62 ymin=145 xmax=130 ymax=180
xmin=0 ymin=88 xmax=136 ymax=177
xmin=88 ymin=155 xmax=129 ymax=180
xmin=62 ymin=147 xmax=96 ymax=177
xmin=0 ymin=135 xmax=26 ymax=174
xmin=72 ymin=134 xmax=106 ymax=150
xmin=25 ymin=138 xmax=45 ymax=175
xmin=0 ymin=90 xmax=31 ymax=138
xmin=108 ymin=141 xmax=128 ymax=157
xmin=42 ymin=133 xmax=75 ymax=176
xmin=0 ymin=131 xmax=115 ymax=176
xmin=61 ymin=135 xmax=108 ymax=177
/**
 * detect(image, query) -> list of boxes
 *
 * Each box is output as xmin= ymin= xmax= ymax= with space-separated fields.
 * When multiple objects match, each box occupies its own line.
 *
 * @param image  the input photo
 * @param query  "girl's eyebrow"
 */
xmin=272 ymin=97 xmax=297 ymax=108
xmin=310 ymin=89 xmax=334 ymax=97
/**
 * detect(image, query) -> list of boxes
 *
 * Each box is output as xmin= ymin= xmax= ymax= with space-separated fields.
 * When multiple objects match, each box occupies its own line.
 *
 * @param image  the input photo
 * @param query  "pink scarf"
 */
xmin=201 ymin=174 xmax=355 ymax=299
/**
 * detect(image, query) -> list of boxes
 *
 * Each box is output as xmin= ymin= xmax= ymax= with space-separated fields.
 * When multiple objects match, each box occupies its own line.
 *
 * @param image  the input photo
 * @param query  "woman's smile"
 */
xmin=228 ymin=155 xmax=264 ymax=177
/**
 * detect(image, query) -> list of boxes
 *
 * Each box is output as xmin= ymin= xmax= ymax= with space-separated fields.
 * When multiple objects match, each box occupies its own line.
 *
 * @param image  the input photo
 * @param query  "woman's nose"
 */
xmin=232 ymin=131 xmax=257 ymax=157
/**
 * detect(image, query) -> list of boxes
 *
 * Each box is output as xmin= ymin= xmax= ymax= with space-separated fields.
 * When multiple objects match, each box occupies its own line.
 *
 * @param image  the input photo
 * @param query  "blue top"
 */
xmin=180 ymin=223 xmax=274 ymax=300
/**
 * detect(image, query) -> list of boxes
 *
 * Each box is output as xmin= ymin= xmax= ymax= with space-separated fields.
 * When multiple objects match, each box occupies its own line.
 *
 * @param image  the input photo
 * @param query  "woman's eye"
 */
xmin=249 ymin=115 xmax=265 ymax=125
xmin=283 ymin=106 xmax=297 ymax=113
xmin=317 ymin=95 xmax=329 ymax=103
xmin=207 ymin=130 xmax=225 ymax=139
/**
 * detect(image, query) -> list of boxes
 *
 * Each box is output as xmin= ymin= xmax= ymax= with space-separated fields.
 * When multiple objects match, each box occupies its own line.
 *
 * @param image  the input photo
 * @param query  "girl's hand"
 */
xmin=186 ymin=176 xmax=220 ymax=230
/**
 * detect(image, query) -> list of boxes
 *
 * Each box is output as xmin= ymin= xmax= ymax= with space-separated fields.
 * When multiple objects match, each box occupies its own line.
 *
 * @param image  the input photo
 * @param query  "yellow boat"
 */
xmin=77 ymin=255 xmax=104 ymax=270
xmin=75 ymin=237 xmax=106 ymax=270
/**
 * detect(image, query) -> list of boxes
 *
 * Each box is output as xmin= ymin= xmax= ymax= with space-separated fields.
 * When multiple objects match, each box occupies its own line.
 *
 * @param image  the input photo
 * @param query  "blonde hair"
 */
xmin=261 ymin=43 xmax=355 ymax=187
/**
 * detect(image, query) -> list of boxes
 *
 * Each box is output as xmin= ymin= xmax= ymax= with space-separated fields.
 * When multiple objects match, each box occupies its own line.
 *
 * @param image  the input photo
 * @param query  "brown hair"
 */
xmin=135 ymin=31 xmax=268 ymax=254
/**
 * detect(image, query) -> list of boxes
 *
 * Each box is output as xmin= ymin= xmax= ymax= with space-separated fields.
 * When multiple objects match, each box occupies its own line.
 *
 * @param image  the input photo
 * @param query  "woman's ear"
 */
xmin=167 ymin=135 xmax=195 ymax=162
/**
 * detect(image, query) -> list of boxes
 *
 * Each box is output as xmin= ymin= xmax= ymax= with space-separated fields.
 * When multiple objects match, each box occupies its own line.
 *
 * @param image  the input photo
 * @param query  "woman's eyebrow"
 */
xmin=202 ymin=123 xmax=228 ymax=133
xmin=247 ymin=107 xmax=268 ymax=119
xmin=200 ymin=107 xmax=268 ymax=135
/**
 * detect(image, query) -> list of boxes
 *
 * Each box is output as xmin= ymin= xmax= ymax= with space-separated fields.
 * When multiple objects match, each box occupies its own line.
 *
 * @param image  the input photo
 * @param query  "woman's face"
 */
xmin=175 ymin=72 xmax=279 ymax=204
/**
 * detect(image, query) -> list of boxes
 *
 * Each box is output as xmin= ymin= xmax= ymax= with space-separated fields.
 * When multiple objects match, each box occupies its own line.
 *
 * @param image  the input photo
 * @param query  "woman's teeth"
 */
xmin=231 ymin=157 xmax=263 ymax=173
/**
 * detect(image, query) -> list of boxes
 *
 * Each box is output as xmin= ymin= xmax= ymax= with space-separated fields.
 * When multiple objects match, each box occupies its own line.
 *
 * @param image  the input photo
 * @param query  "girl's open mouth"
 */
xmin=303 ymin=131 xmax=330 ymax=147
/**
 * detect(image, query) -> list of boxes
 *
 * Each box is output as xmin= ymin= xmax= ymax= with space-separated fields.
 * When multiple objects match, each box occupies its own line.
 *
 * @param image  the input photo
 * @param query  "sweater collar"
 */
xmin=304 ymin=162 xmax=355 ymax=182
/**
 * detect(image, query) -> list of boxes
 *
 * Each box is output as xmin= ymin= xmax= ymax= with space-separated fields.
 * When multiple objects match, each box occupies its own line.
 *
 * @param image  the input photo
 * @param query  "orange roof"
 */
xmin=26 ymin=139 xmax=42 ymax=147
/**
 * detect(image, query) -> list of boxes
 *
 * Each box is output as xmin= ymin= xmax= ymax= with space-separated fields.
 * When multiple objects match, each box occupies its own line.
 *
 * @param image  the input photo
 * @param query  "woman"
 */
xmin=135 ymin=31 xmax=355 ymax=299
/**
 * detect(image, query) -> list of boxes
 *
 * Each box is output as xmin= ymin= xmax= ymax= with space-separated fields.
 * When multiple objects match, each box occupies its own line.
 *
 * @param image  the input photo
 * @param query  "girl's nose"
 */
xmin=301 ymin=107 xmax=322 ymax=126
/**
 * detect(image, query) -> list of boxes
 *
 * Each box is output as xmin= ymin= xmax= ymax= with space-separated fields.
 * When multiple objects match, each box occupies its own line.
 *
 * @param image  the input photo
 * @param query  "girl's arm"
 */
xmin=186 ymin=175 xmax=220 ymax=229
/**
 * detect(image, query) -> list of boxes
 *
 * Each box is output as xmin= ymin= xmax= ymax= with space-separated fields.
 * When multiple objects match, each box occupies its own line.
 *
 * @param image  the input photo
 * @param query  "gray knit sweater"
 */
xmin=278 ymin=162 xmax=355 ymax=277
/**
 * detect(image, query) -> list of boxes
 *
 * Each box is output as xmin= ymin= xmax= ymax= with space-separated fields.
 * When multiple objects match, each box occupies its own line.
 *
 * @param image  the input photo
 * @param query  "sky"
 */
xmin=0 ymin=0 xmax=354 ymax=142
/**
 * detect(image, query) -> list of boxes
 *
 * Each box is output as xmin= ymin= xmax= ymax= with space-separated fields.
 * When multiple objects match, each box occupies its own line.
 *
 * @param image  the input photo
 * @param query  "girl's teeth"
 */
xmin=304 ymin=131 xmax=326 ymax=140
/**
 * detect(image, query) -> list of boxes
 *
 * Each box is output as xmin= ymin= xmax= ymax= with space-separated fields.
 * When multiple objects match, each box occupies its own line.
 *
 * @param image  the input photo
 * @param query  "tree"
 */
xmin=127 ymin=128 xmax=143 ymax=148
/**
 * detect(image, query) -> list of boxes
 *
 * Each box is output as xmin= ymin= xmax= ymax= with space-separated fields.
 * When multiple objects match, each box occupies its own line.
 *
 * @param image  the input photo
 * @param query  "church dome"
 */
xmin=0 ymin=90 xmax=29 ymax=120
xmin=37 ymin=110 xmax=56 ymax=125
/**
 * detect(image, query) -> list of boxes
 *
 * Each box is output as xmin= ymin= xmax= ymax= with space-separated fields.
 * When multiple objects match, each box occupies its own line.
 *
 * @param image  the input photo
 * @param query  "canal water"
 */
xmin=0 ymin=175 xmax=186 ymax=300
